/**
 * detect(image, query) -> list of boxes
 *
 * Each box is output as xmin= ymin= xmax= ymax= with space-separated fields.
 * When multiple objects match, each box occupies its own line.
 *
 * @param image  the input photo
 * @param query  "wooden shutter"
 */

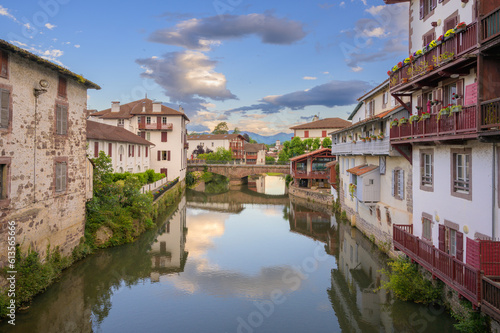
xmin=108 ymin=143 xmax=112 ymax=157
xmin=420 ymin=0 xmax=425 ymax=19
xmin=0 ymin=50 xmax=8 ymax=77
xmin=161 ymin=132 xmax=167 ymax=142
xmin=322 ymin=130 xmax=326 ymax=137
xmin=391 ymin=169 xmax=395 ymax=197
xmin=140 ymin=132 xmax=145 ymax=139
xmin=167 ymin=151 xmax=171 ymax=161
xmin=58 ymin=77 xmax=67 ymax=97
xmin=456 ymin=80 xmax=464 ymax=106
xmin=431 ymin=90 xmax=437 ymax=113
xmin=431 ymin=0 xmax=437 ymax=10
xmin=438 ymin=224 xmax=446 ymax=251
xmin=0 ymin=89 xmax=9 ymax=128
xmin=138 ymin=146 xmax=141 ymax=157
xmin=157 ymin=150 xmax=161 ymax=161
xmin=146 ymin=147 xmax=148 ymax=158
xmin=132 ymin=145 xmax=135 ymax=157
xmin=55 ymin=163 xmax=61 ymax=191
xmin=62 ymin=106 xmax=67 ymax=134
xmin=61 ymin=163 xmax=67 ymax=191
xmin=160 ymin=168 xmax=168 ymax=177
xmin=398 ymin=170 xmax=405 ymax=199
xmin=304 ymin=130 xmax=309 ymax=138
xmin=456 ymin=231 xmax=464 ymax=261
xmin=94 ymin=142 xmax=99 ymax=157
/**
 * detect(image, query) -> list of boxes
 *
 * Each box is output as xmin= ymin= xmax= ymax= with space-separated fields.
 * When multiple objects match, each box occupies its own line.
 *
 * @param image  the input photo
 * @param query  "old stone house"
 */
xmin=0 ymin=39 xmax=100 ymax=267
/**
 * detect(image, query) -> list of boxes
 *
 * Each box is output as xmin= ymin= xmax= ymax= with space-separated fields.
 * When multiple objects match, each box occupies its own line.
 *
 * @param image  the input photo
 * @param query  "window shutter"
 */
xmin=62 ymin=106 xmax=68 ymax=134
xmin=132 ymin=145 xmax=135 ymax=157
xmin=457 ymin=80 xmax=464 ymax=106
xmin=58 ymin=77 xmax=67 ymax=97
xmin=0 ymin=50 xmax=8 ymax=77
xmin=456 ymin=231 xmax=464 ymax=261
xmin=61 ymin=163 xmax=67 ymax=191
xmin=55 ymin=164 xmax=61 ymax=191
xmin=161 ymin=132 xmax=167 ymax=142
xmin=167 ymin=151 xmax=171 ymax=161
xmin=437 ymin=88 xmax=443 ymax=112
xmin=439 ymin=224 xmax=446 ymax=251
xmin=157 ymin=150 xmax=161 ymax=161
xmin=138 ymin=146 xmax=141 ymax=157
xmin=431 ymin=0 xmax=437 ymax=10
xmin=432 ymin=90 xmax=437 ymax=113
xmin=94 ymin=142 xmax=99 ymax=157
xmin=108 ymin=143 xmax=112 ymax=157
xmin=399 ymin=170 xmax=405 ymax=199
xmin=140 ymin=132 xmax=145 ymax=139
xmin=0 ymin=89 xmax=9 ymax=128
xmin=146 ymin=147 xmax=148 ymax=158
xmin=420 ymin=0 xmax=424 ymax=19
xmin=391 ymin=169 xmax=395 ymax=197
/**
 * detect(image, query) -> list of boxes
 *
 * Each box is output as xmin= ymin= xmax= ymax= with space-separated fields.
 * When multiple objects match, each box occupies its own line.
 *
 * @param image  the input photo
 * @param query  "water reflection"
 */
xmin=247 ymin=174 xmax=287 ymax=196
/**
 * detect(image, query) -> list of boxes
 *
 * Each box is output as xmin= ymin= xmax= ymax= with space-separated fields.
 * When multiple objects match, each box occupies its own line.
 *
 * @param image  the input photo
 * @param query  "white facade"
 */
xmin=293 ymin=128 xmax=333 ymax=140
xmin=87 ymin=138 xmax=151 ymax=173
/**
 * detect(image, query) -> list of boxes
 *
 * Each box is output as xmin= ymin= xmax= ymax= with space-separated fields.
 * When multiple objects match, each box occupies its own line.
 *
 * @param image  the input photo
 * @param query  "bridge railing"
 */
xmin=188 ymin=159 xmax=289 ymax=166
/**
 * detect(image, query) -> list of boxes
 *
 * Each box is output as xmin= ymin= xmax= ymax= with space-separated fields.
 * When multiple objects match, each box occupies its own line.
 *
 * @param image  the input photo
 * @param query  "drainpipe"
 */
xmin=493 ymin=143 xmax=497 ymax=239
xmin=33 ymin=95 xmax=38 ymax=203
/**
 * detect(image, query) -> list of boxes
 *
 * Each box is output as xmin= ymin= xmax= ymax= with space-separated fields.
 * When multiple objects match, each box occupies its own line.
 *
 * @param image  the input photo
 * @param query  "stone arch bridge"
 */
xmin=187 ymin=162 xmax=290 ymax=185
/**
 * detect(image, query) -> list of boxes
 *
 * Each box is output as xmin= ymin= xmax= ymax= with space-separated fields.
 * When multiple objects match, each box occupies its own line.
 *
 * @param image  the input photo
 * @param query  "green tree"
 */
xmin=303 ymin=138 xmax=313 ymax=151
xmin=91 ymin=151 xmax=114 ymax=192
xmin=212 ymin=122 xmax=229 ymax=134
xmin=290 ymin=137 xmax=305 ymax=157
xmin=312 ymin=138 xmax=321 ymax=150
xmin=265 ymin=156 xmax=275 ymax=164
xmin=233 ymin=127 xmax=241 ymax=134
xmin=322 ymin=137 xmax=332 ymax=148
xmin=198 ymin=147 xmax=233 ymax=162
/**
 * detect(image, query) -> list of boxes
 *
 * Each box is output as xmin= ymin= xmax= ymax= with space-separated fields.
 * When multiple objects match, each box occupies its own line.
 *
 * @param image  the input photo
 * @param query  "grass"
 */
xmin=266 ymin=172 xmax=283 ymax=176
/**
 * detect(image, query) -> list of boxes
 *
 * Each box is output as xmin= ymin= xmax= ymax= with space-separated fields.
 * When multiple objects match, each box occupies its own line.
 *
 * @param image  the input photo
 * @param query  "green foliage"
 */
xmin=198 ymin=147 xmax=233 ymax=162
xmin=186 ymin=172 xmax=196 ymax=187
xmin=265 ymin=156 xmax=275 ymax=164
xmin=303 ymin=138 xmax=313 ymax=150
xmin=452 ymin=300 xmax=489 ymax=333
xmin=322 ymin=137 xmax=332 ymax=148
xmin=285 ymin=174 xmax=293 ymax=187
xmin=111 ymin=170 xmax=164 ymax=186
xmin=291 ymin=137 xmax=305 ymax=156
xmin=212 ymin=121 xmax=229 ymax=134
xmin=380 ymin=256 xmax=441 ymax=304
xmin=312 ymin=138 xmax=321 ymax=150
xmin=0 ymin=292 xmax=8 ymax=318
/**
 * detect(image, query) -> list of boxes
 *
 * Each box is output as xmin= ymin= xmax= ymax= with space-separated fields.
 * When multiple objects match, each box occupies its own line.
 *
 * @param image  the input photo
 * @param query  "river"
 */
xmin=0 ymin=175 xmax=458 ymax=332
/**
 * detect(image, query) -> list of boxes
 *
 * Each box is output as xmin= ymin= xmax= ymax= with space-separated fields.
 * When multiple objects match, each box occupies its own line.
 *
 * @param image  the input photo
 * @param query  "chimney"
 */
xmin=153 ymin=101 xmax=162 ymax=113
xmin=179 ymin=105 xmax=184 ymax=113
xmin=111 ymin=101 xmax=120 ymax=112
xmin=312 ymin=114 xmax=319 ymax=122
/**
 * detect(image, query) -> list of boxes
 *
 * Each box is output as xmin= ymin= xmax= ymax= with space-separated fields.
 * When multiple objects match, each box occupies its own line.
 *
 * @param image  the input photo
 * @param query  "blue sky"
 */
xmin=0 ymin=0 xmax=408 ymax=135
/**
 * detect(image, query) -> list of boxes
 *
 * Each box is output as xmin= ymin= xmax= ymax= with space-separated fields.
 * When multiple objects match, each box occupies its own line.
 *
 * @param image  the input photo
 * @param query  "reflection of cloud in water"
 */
xmin=262 ymin=206 xmax=282 ymax=217
xmin=169 ymin=264 xmax=300 ymax=298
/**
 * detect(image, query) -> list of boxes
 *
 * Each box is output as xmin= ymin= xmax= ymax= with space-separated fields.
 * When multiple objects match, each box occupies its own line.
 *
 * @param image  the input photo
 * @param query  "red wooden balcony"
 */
xmin=480 ymin=98 xmax=500 ymax=130
xmin=390 ymin=106 xmax=477 ymax=143
xmin=481 ymin=6 xmax=500 ymax=43
xmin=291 ymin=170 xmax=329 ymax=179
xmin=390 ymin=23 xmax=477 ymax=90
xmin=393 ymin=224 xmax=481 ymax=306
xmin=138 ymin=123 xmax=173 ymax=130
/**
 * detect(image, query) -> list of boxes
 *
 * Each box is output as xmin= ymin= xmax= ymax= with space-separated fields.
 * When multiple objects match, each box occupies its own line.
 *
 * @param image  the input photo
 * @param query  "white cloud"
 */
xmin=363 ymin=27 xmax=387 ymax=38
xmin=323 ymin=71 xmax=329 ymax=74
xmin=74 ymin=44 xmax=80 ymax=48
xmin=45 ymin=23 xmax=56 ymax=30
xmin=0 ymin=5 xmax=18 ymax=23
xmin=303 ymin=76 xmax=317 ymax=80
xmin=351 ymin=66 xmax=363 ymax=72
xmin=340 ymin=2 xmax=346 ymax=7
xmin=24 ymin=23 xmax=31 ymax=29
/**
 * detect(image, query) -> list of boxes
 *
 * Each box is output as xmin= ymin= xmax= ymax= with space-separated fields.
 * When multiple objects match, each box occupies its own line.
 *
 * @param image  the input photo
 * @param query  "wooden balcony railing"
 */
xmin=482 ymin=276 xmax=500 ymax=322
xmin=480 ymin=98 xmax=500 ymax=130
xmin=390 ymin=106 xmax=477 ymax=142
xmin=390 ymin=23 xmax=477 ymax=89
xmin=393 ymin=224 xmax=481 ymax=306
xmin=481 ymin=6 xmax=500 ymax=43
xmin=138 ymin=123 xmax=173 ymax=130
xmin=292 ymin=170 xmax=328 ymax=179
xmin=332 ymin=137 xmax=390 ymax=155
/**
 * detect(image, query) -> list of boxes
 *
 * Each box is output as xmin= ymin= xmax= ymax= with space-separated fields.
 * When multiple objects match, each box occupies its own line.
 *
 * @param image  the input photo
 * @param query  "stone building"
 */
xmin=243 ymin=143 xmax=267 ymax=165
xmin=0 ymin=39 xmax=100 ymax=267
xmin=187 ymin=134 xmax=246 ymax=161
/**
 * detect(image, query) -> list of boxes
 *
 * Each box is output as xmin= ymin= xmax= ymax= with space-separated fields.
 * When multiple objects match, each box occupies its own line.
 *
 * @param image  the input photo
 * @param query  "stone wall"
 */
xmin=288 ymin=186 xmax=334 ymax=207
xmin=0 ymin=51 xmax=91 ymax=267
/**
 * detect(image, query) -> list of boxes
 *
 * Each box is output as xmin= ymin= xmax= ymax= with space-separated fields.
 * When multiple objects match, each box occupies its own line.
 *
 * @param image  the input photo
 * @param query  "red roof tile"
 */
xmin=90 ymin=98 xmax=189 ymax=120
xmin=87 ymin=121 xmax=154 ymax=146
xmin=346 ymin=164 xmax=379 ymax=176
xmin=289 ymin=118 xmax=351 ymax=130
xmin=187 ymin=134 xmax=246 ymax=141
xmin=289 ymin=148 xmax=333 ymax=161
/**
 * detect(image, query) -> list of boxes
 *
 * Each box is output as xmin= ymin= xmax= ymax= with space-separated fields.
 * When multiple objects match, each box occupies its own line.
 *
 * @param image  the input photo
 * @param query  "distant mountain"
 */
xmin=240 ymin=131 xmax=293 ymax=145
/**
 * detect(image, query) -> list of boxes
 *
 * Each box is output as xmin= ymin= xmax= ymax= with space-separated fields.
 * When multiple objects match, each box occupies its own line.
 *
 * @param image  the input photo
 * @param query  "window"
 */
xmin=146 ymin=132 xmax=151 ymax=141
xmin=158 ymin=151 xmax=171 ymax=161
xmin=58 ymin=76 xmax=67 ymax=98
xmin=0 ymin=50 xmax=8 ymax=78
xmin=379 ymin=156 xmax=386 ymax=175
xmin=439 ymin=222 xmax=464 ymax=261
xmin=420 ymin=149 xmax=433 ymax=191
xmin=392 ymin=168 xmax=404 ymax=200
xmin=420 ymin=0 xmax=436 ymax=20
xmin=145 ymin=147 xmax=148 ymax=158
xmin=55 ymin=161 xmax=67 ymax=193
xmin=146 ymin=116 xmax=151 ymax=124
xmin=212 ymin=142 xmax=214 ymax=147
xmin=0 ymin=158 xmax=11 ymax=202
xmin=423 ymin=30 xmax=435 ymax=47
xmin=119 ymin=146 xmax=124 ymax=162
xmin=422 ymin=214 xmax=432 ymax=241
xmin=0 ymin=88 xmax=10 ymax=129
xmin=161 ymin=132 xmax=168 ymax=142
xmin=138 ymin=146 xmax=141 ymax=157
xmin=444 ymin=14 xmax=458 ymax=34
xmin=304 ymin=130 xmax=309 ymax=138
xmin=56 ymin=104 xmax=68 ymax=135
xmin=108 ymin=143 xmax=112 ymax=157
xmin=382 ymin=91 xmax=388 ymax=108
xmin=117 ymin=119 xmax=124 ymax=127
xmin=137 ymin=116 xmax=141 ymax=123
xmin=162 ymin=117 xmax=167 ymax=125
xmin=451 ymin=149 xmax=471 ymax=200
xmin=94 ymin=142 xmax=99 ymax=158
xmin=128 ymin=145 xmax=135 ymax=157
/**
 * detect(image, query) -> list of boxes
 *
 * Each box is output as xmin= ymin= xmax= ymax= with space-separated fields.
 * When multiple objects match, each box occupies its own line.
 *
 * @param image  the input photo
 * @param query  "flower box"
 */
xmin=390 ymin=119 xmax=399 ymax=128
xmin=409 ymin=115 xmax=420 ymax=124
xmin=421 ymin=113 xmax=430 ymax=120
xmin=451 ymin=105 xmax=463 ymax=113
xmin=398 ymin=118 xmax=408 ymax=126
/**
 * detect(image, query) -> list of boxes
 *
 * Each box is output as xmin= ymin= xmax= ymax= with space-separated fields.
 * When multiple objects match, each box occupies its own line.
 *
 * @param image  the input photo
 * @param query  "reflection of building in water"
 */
xmin=247 ymin=175 xmax=286 ymax=196
xmin=150 ymin=196 xmax=188 ymax=281
xmin=328 ymin=222 xmax=393 ymax=333
xmin=288 ymin=201 xmax=332 ymax=243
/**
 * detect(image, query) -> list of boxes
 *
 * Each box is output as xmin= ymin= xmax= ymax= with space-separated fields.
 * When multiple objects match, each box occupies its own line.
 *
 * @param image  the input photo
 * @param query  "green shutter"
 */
xmin=0 ymin=89 xmax=9 ymax=128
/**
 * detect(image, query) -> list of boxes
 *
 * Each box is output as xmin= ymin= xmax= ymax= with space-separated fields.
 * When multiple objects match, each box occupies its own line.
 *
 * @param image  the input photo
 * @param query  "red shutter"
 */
xmin=138 ymin=146 xmax=141 ymax=157
xmin=0 ymin=50 xmax=8 ymax=77
xmin=167 ymin=151 xmax=171 ymax=161
xmin=322 ymin=130 xmax=327 ymax=137
xmin=161 ymin=132 xmax=167 ymax=142
xmin=157 ymin=150 xmax=161 ymax=161
xmin=58 ymin=77 xmax=67 ymax=97
xmin=132 ymin=145 xmax=135 ymax=157
xmin=157 ymin=116 xmax=161 ymax=130
xmin=432 ymin=90 xmax=437 ymax=113
xmin=438 ymin=224 xmax=445 ymax=251
xmin=140 ymin=132 xmax=145 ymax=139
xmin=456 ymin=231 xmax=464 ymax=261
xmin=437 ymin=88 xmax=443 ymax=112
xmin=94 ymin=142 xmax=99 ymax=157
xmin=456 ymin=80 xmax=464 ymax=106
xmin=160 ymin=168 xmax=168 ymax=177
xmin=304 ymin=130 xmax=309 ymax=138
xmin=146 ymin=147 xmax=148 ymax=158
xmin=420 ymin=0 xmax=424 ymax=19
xmin=108 ymin=143 xmax=112 ymax=157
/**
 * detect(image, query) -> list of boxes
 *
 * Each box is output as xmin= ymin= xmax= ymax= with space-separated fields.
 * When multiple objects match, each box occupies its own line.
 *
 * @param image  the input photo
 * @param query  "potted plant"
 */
xmin=420 ymin=111 xmax=431 ymax=120
xmin=455 ymin=22 xmax=466 ymax=33
xmin=451 ymin=92 xmax=461 ymax=101
xmin=377 ymin=133 xmax=385 ymax=140
xmin=398 ymin=117 xmax=408 ymax=125
xmin=451 ymin=105 xmax=463 ymax=113
xmin=444 ymin=29 xmax=455 ymax=40
xmin=436 ymin=35 xmax=444 ymax=45
xmin=422 ymin=45 xmax=429 ymax=54
xmin=360 ymin=137 xmax=366 ymax=142
xmin=390 ymin=119 xmax=399 ymax=128
xmin=431 ymin=99 xmax=440 ymax=106
xmin=397 ymin=61 xmax=403 ymax=69
xmin=387 ymin=70 xmax=392 ymax=76
xmin=366 ymin=136 xmax=372 ymax=142
xmin=429 ymin=40 xmax=437 ymax=49
xmin=416 ymin=106 xmax=423 ymax=112
xmin=437 ymin=105 xmax=451 ymax=121
xmin=427 ymin=65 xmax=434 ymax=71
xmin=414 ymin=49 xmax=423 ymax=58
xmin=402 ymin=78 xmax=408 ymax=83
xmin=370 ymin=134 xmax=377 ymax=141
xmin=349 ymin=183 xmax=357 ymax=197
xmin=409 ymin=114 xmax=420 ymax=124
xmin=392 ymin=65 xmax=399 ymax=72
xmin=404 ymin=57 xmax=411 ymax=65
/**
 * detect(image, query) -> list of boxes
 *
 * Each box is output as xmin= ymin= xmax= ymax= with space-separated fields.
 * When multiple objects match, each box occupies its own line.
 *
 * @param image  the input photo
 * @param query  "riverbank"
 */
xmin=288 ymin=184 xmax=335 ymax=207
xmin=0 ymin=178 xmax=185 ymax=320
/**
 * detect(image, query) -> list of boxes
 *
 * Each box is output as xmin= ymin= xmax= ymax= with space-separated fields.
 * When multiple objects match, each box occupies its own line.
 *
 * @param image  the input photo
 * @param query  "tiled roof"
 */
xmin=289 ymin=117 xmax=351 ymax=130
xmin=244 ymin=143 xmax=267 ymax=153
xmin=187 ymin=134 xmax=246 ymax=141
xmin=290 ymin=148 xmax=333 ymax=161
xmin=86 ymin=120 xmax=154 ymax=146
xmin=90 ymin=98 xmax=189 ymax=120
xmin=329 ymin=105 xmax=404 ymax=135
xmin=346 ymin=164 xmax=379 ymax=176
xmin=325 ymin=161 xmax=337 ymax=168
xmin=0 ymin=39 xmax=100 ymax=90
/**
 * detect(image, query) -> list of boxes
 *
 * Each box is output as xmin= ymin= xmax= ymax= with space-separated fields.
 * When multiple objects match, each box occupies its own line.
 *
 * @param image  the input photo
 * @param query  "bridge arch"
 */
xmin=187 ymin=163 xmax=290 ymax=185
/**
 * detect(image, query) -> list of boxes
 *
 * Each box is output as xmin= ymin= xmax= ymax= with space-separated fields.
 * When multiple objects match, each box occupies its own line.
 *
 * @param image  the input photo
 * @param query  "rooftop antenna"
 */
xmin=145 ymin=93 xmax=148 ymax=99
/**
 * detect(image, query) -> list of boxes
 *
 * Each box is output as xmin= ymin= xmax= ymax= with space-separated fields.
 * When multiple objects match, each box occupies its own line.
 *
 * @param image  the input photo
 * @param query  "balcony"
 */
xmin=291 ymin=170 xmax=328 ymax=179
xmin=138 ymin=123 xmax=173 ymax=130
xmin=332 ymin=137 xmax=391 ymax=155
xmin=390 ymin=106 xmax=477 ymax=143
xmin=480 ymin=98 xmax=500 ymax=131
xmin=481 ymin=6 xmax=500 ymax=43
xmin=393 ymin=225 xmax=481 ymax=306
xmin=390 ymin=23 xmax=477 ymax=91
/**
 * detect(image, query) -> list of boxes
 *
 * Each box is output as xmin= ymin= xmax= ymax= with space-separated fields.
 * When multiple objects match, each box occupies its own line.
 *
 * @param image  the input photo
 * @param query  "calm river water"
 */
xmin=1 ymin=175 xmax=458 ymax=332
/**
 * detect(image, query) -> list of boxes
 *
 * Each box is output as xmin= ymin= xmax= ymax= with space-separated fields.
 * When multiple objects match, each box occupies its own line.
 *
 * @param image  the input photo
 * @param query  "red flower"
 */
xmin=387 ymin=71 xmax=392 ymax=76
xmin=397 ymin=62 xmax=403 ymax=68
